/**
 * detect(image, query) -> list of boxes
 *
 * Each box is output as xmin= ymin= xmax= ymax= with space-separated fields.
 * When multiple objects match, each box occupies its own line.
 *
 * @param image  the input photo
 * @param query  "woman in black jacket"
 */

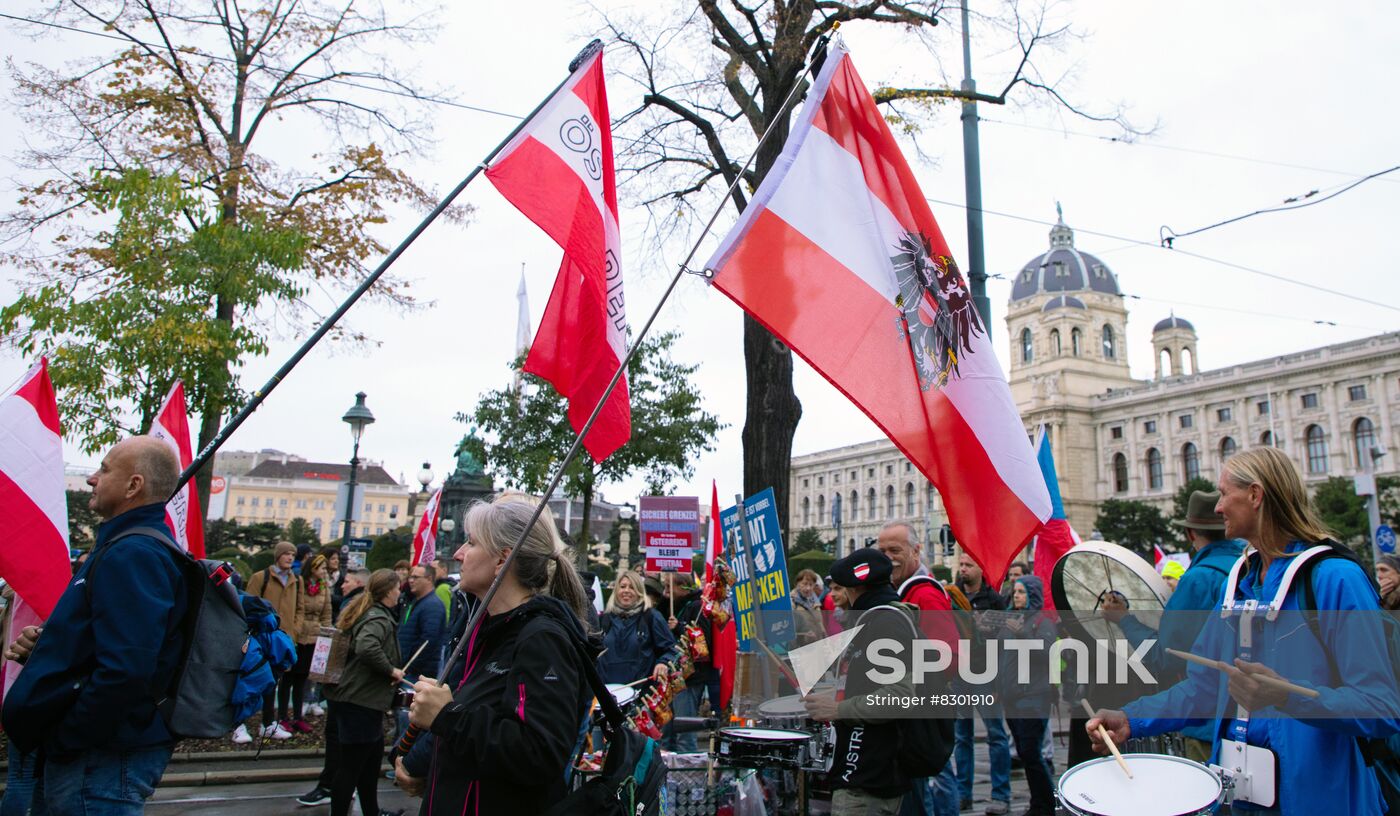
xmin=405 ymin=494 xmax=594 ymax=815
xmin=996 ymin=575 xmax=1057 ymax=816
xmin=597 ymin=569 xmax=675 ymax=687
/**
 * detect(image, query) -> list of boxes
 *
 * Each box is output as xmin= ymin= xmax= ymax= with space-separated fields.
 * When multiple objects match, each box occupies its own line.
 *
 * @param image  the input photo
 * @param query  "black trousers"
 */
xmin=327 ymin=702 xmax=385 ymax=816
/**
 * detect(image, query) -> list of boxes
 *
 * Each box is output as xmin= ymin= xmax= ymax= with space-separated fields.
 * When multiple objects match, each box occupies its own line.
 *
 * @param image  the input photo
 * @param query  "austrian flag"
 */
xmin=486 ymin=42 xmax=630 ymax=462
xmin=149 ymin=381 xmax=205 ymax=558
xmin=704 ymin=43 xmax=1051 ymax=584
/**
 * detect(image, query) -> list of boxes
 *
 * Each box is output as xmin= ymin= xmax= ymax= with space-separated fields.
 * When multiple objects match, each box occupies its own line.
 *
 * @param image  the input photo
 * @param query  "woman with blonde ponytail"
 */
xmin=402 ymin=494 xmax=597 ymax=815
xmin=1086 ymin=446 xmax=1400 ymax=815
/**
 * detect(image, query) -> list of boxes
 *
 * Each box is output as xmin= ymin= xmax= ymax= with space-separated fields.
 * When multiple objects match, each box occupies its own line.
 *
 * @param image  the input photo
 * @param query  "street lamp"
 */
xmin=617 ymin=503 xmax=636 ymax=573
xmin=408 ymin=462 xmax=433 ymax=529
xmin=340 ymin=392 xmax=375 ymax=549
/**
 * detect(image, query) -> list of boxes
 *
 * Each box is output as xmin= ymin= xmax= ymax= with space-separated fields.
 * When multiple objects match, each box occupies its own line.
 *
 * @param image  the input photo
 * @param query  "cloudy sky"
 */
xmin=3 ymin=1 xmax=1397 ymax=513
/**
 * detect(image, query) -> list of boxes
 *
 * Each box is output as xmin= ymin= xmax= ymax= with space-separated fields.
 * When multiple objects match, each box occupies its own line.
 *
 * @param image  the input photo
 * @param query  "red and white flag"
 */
xmin=0 ymin=359 xmax=72 ymax=617
xmin=486 ymin=43 xmax=630 ymax=462
xmin=411 ymin=487 xmax=443 ymax=567
xmin=707 ymin=479 xmax=738 ymax=710
xmin=149 ymin=381 xmax=205 ymax=558
xmin=704 ymin=43 xmax=1051 ymax=585
xmin=1153 ymin=543 xmax=1166 ymax=568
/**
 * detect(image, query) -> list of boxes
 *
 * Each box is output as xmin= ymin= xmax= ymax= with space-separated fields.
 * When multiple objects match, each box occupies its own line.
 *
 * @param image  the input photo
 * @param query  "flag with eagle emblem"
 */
xmin=704 ymin=43 xmax=1051 ymax=584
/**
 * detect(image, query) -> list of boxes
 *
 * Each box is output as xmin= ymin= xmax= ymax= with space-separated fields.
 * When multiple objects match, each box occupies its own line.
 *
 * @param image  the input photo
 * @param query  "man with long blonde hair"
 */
xmin=1087 ymin=447 xmax=1400 ymax=815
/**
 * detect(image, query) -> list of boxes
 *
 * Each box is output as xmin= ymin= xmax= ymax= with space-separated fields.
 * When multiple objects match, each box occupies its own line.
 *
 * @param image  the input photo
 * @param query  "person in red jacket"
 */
xmin=875 ymin=521 xmax=961 ymax=816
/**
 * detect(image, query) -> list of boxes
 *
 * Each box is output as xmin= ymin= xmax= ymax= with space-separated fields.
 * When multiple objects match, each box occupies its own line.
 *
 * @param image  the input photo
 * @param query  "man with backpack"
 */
xmin=805 ymin=548 xmax=917 ymax=816
xmin=876 ymin=522 xmax=960 ymax=816
xmin=1099 ymin=489 xmax=1243 ymax=762
xmin=2 ymin=436 xmax=188 ymax=814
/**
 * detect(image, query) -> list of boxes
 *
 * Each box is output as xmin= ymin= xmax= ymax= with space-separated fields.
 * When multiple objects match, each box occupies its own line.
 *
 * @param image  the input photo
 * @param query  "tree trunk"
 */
xmin=740 ymin=85 xmax=802 ymax=543
xmin=577 ymin=469 xmax=596 ymax=571
xmin=193 ymin=292 xmax=235 ymax=516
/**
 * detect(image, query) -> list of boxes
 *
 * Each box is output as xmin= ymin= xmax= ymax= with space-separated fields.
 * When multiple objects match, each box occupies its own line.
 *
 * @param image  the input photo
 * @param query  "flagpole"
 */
xmin=396 ymin=37 xmax=834 ymax=756
xmin=172 ymin=44 xmax=601 ymax=494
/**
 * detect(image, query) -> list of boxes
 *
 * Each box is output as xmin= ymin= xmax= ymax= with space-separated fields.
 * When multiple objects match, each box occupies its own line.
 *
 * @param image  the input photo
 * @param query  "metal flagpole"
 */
xmin=171 ymin=43 xmax=601 ymax=495
xmin=397 ymin=33 xmax=837 ymax=754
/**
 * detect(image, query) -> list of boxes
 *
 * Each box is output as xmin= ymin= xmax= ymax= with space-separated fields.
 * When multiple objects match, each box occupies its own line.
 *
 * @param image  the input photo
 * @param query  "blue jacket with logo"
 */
xmin=1124 ymin=541 xmax=1400 ymax=815
xmin=1117 ymin=538 xmax=1244 ymax=741
xmin=2 ymin=503 xmax=188 ymax=757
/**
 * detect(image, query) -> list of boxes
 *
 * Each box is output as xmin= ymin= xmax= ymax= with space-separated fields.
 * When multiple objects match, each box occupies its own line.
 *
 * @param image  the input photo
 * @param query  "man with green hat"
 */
xmin=1101 ymin=489 xmax=1244 ymax=762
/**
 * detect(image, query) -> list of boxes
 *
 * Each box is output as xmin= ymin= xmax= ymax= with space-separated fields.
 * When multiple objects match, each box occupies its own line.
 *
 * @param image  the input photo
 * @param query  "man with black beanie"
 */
xmin=804 ymin=548 xmax=916 ymax=815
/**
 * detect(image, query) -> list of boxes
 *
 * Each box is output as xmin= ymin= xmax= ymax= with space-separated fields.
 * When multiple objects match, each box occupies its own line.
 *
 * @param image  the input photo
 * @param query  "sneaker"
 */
xmin=290 ymin=718 xmax=314 ymax=734
xmin=985 ymin=801 xmax=1010 ymax=815
xmin=311 ymin=702 xmax=326 ymax=716
xmin=231 ymin=724 xmax=252 ymax=744
xmin=295 ymin=786 xmax=332 ymax=807
xmin=262 ymin=722 xmax=294 ymax=740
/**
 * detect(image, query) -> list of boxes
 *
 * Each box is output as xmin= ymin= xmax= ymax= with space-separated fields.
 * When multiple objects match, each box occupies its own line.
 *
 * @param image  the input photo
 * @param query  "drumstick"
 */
xmin=755 ymin=638 xmax=801 ymax=689
xmin=399 ymin=640 xmax=429 ymax=673
xmin=1079 ymin=698 xmax=1132 ymax=779
xmin=1165 ymin=648 xmax=1320 ymax=699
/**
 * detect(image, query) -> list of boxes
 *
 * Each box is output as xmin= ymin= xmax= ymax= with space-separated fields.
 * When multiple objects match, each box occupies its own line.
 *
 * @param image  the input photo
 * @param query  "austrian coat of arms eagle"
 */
xmin=891 ymin=231 xmax=984 ymax=391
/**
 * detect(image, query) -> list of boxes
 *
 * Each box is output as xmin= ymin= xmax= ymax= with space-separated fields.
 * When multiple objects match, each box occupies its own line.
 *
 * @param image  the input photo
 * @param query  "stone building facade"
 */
xmin=789 ymin=214 xmax=1400 ymax=553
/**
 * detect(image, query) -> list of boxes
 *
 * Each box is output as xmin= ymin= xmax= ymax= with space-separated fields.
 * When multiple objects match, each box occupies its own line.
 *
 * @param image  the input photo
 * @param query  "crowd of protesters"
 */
xmin=4 ymin=434 xmax=1400 ymax=816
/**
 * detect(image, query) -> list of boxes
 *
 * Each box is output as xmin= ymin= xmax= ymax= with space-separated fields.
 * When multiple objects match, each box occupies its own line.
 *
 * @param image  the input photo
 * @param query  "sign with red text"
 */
xmin=645 ymin=530 xmax=694 ymax=572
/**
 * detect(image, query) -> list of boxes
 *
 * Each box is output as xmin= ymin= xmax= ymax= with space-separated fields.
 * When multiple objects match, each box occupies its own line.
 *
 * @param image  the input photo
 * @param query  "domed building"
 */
xmin=787 ymin=209 xmax=1400 ymax=559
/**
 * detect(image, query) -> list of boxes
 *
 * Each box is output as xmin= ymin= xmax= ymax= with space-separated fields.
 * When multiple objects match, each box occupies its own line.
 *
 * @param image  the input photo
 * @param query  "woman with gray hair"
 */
xmin=403 ymin=494 xmax=595 ymax=815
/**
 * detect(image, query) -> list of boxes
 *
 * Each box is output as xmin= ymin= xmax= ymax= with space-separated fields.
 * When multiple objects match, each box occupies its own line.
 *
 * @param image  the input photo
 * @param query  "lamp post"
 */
xmin=408 ymin=462 xmax=433 ymax=527
xmin=617 ymin=503 xmax=636 ymax=574
xmin=439 ymin=518 xmax=456 ymax=570
xmin=340 ymin=392 xmax=375 ymax=552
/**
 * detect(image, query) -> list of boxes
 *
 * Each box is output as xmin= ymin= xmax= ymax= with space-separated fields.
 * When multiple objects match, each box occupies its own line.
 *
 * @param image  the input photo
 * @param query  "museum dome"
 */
xmin=1009 ymin=209 xmax=1120 ymax=303
xmin=1153 ymin=315 xmax=1195 ymax=332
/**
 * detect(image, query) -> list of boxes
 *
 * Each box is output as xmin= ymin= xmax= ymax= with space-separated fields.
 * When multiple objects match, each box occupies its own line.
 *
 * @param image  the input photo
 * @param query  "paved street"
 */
xmin=148 ymin=779 xmax=418 ymax=815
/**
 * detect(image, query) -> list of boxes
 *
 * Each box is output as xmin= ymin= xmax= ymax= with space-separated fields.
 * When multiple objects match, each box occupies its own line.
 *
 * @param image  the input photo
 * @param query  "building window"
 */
xmin=817 ymin=495 xmax=825 ymax=521
xmin=1094 ymin=264 xmax=1107 ymax=278
xmin=1301 ymin=393 xmax=1319 ymax=410
xmin=1349 ymin=384 xmax=1368 ymax=402
xmin=378 ymin=503 xmax=386 ymax=513
xmin=1021 ymin=269 xmax=1033 ymax=283
xmin=1110 ymin=426 xmax=1123 ymax=440
xmin=280 ymin=498 xmax=288 ymax=507
xmin=866 ymin=488 xmax=876 ymax=517
xmin=905 ymin=482 xmax=915 ymax=515
xmin=1217 ymin=407 xmax=1232 ymax=422
xmin=802 ymin=497 xmax=811 ymax=526
xmin=885 ymin=464 xmax=893 ymax=475
xmin=850 ymin=470 xmax=857 ymax=480
xmin=1306 ymin=424 xmax=1328 ymax=474
xmin=904 ymin=462 xmax=912 ymax=472
xmin=1260 ymin=430 xmax=1274 ymax=447
xmin=1354 ymin=417 xmax=1377 ymax=467
xmin=818 ymin=475 xmax=824 ymax=487
xmin=1144 ymin=420 xmax=1158 ymax=435
xmin=833 ymin=473 xmax=840 ymax=485
xmin=1071 ymin=327 xmax=1082 ymax=356
xmin=314 ymin=499 xmax=325 ymax=510
xmin=251 ymin=497 xmax=260 ymax=507
xmin=1113 ymin=453 xmax=1128 ymax=493
xmin=1179 ymin=414 xmax=1194 ymax=430
xmin=802 ymin=478 xmax=809 ymax=489
xmin=1102 ymin=324 xmax=1116 ymax=359
xmin=312 ymin=518 xmax=323 ymax=535
xmin=1053 ymin=261 xmax=1067 ymax=278
xmin=1146 ymin=448 xmax=1163 ymax=490
xmin=1050 ymin=329 xmax=1062 ymax=356
xmin=867 ymin=467 xmax=874 ymax=478
xmin=1182 ymin=442 xmax=1201 ymax=482
xmin=1020 ymin=328 xmax=1033 ymax=363
xmin=376 ymin=527 xmax=384 ymax=535
xmin=885 ymin=485 xmax=895 ymax=518
xmin=1258 ymin=400 xmax=1271 ymax=416
xmin=850 ymin=491 xmax=859 ymax=522
xmin=363 ymin=502 xmax=372 ymax=513
xmin=1220 ymin=436 xmax=1238 ymax=461
xmin=236 ymin=496 xmax=246 ymax=506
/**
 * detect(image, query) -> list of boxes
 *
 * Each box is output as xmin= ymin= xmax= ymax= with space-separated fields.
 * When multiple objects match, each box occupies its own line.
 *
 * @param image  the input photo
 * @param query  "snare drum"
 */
xmin=756 ymin=695 xmax=810 ymax=731
xmin=593 ymin=683 xmax=637 ymax=712
xmin=715 ymin=727 xmax=811 ymax=770
xmin=1057 ymin=753 xmax=1224 ymax=816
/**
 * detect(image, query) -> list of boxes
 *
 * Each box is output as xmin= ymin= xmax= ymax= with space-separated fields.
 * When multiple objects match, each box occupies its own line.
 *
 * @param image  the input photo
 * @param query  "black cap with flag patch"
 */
xmin=829 ymin=548 xmax=892 ymax=588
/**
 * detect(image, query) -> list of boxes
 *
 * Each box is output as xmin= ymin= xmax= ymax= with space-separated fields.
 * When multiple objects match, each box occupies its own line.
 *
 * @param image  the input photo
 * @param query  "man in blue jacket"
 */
xmin=399 ymin=564 xmax=446 ymax=681
xmin=1100 ymin=489 xmax=1244 ymax=761
xmin=2 ymin=435 xmax=188 ymax=814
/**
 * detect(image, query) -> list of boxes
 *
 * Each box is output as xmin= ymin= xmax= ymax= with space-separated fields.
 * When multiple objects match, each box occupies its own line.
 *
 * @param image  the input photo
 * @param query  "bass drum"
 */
xmin=1050 ymin=540 xmax=1171 ymax=657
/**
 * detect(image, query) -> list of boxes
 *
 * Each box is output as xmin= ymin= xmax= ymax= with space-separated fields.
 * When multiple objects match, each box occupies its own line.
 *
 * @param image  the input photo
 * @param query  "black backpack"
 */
xmin=874 ymin=602 xmax=956 ymax=778
xmin=546 ymin=638 xmax=666 ymax=816
xmin=96 ymin=527 xmax=249 ymax=738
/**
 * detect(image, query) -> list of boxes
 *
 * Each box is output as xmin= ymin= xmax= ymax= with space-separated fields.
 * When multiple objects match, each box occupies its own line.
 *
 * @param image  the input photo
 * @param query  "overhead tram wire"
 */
xmin=0 ymin=11 xmax=525 ymax=121
xmin=925 ymin=196 xmax=1400 ymax=315
xmin=979 ymin=115 xmax=1400 ymax=185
